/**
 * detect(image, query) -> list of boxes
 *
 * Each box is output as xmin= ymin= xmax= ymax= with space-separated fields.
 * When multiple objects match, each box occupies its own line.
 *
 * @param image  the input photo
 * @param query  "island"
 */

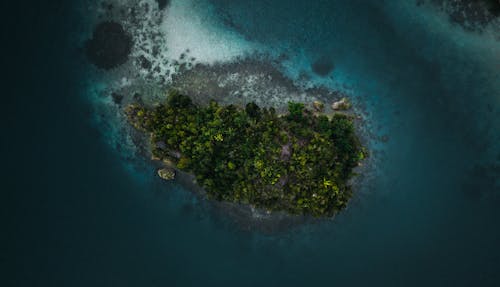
xmin=126 ymin=91 xmax=366 ymax=217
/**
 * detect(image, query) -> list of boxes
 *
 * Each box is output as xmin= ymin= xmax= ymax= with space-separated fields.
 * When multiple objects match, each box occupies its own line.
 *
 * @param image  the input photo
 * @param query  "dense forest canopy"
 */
xmin=127 ymin=91 xmax=366 ymax=217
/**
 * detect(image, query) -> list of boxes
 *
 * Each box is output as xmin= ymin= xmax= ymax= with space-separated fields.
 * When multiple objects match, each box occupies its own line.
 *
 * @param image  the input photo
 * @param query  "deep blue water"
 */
xmin=4 ymin=0 xmax=499 ymax=286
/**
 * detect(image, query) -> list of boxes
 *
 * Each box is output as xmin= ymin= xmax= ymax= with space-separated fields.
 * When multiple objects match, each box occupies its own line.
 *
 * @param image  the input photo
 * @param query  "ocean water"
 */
xmin=4 ymin=0 xmax=499 ymax=286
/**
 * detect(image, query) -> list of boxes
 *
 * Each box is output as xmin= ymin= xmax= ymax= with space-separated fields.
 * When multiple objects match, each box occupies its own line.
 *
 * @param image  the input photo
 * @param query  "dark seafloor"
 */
xmin=2 ymin=0 xmax=499 ymax=286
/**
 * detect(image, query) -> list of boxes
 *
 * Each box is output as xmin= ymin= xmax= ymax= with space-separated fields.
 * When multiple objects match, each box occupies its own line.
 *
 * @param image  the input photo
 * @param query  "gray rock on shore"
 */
xmin=332 ymin=98 xmax=351 ymax=110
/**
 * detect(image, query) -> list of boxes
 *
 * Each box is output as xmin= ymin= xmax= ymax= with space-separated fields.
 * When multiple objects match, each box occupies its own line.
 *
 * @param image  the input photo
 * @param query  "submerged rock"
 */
xmin=157 ymin=168 xmax=176 ymax=180
xmin=311 ymin=56 xmax=335 ymax=77
xmin=332 ymin=98 xmax=351 ymax=110
xmin=156 ymin=0 xmax=169 ymax=10
xmin=111 ymin=92 xmax=124 ymax=105
xmin=85 ymin=21 xmax=132 ymax=70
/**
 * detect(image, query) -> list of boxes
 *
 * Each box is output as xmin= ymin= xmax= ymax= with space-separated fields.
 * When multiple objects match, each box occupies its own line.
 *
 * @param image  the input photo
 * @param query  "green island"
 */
xmin=126 ymin=91 xmax=366 ymax=217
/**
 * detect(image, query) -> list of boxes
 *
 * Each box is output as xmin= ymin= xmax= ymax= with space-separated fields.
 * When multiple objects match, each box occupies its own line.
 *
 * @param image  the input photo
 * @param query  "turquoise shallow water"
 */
xmin=4 ymin=0 xmax=499 ymax=286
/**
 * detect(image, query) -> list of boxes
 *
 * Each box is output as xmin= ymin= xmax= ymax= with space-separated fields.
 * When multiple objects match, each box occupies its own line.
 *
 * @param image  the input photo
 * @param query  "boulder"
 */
xmin=157 ymin=168 xmax=176 ymax=180
xmin=313 ymin=100 xmax=325 ymax=112
xmin=331 ymin=97 xmax=351 ymax=110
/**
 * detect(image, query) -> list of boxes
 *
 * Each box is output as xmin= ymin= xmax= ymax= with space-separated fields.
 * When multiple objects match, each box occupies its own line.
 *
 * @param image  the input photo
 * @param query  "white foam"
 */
xmin=161 ymin=0 xmax=261 ymax=65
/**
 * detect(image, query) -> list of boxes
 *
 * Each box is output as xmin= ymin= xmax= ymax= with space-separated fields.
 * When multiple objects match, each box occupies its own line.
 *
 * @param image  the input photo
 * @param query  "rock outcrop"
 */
xmin=313 ymin=100 xmax=325 ymax=112
xmin=332 ymin=98 xmax=351 ymax=110
xmin=157 ymin=168 xmax=176 ymax=180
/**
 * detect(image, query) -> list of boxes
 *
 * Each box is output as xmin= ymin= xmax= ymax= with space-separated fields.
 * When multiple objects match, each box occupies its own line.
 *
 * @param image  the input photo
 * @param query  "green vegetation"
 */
xmin=127 ymin=91 xmax=366 ymax=217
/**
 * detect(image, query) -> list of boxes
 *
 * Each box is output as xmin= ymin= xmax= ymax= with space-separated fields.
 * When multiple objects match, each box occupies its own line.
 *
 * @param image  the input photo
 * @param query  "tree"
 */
xmin=245 ymin=102 xmax=261 ymax=119
xmin=287 ymin=102 xmax=304 ymax=122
